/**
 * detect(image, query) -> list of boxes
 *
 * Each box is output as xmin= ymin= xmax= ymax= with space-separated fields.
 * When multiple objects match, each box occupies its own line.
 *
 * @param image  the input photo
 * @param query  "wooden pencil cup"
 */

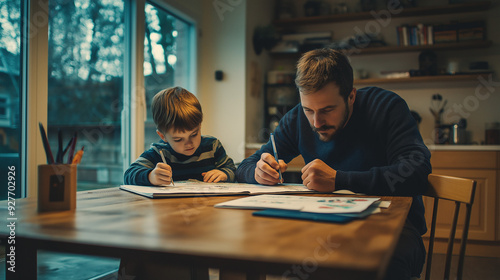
xmin=38 ymin=164 xmax=77 ymax=212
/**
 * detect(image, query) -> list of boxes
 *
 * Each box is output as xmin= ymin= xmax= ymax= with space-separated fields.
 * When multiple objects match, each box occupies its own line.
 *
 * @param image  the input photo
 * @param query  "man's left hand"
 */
xmin=301 ymin=159 xmax=337 ymax=192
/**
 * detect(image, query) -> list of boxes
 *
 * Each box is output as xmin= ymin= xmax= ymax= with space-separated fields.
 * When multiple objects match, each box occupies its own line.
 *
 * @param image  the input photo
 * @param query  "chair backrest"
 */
xmin=424 ymin=174 xmax=476 ymax=280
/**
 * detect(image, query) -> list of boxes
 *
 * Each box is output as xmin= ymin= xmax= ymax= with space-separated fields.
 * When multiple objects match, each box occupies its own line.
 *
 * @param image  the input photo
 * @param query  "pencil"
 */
xmin=72 ymin=146 xmax=84 ymax=164
xmin=39 ymin=123 xmax=55 ymax=164
xmin=270 ymin=133 xmax=283 ymax=182
xmin=159 ymin=150 xmax=175 ymax=186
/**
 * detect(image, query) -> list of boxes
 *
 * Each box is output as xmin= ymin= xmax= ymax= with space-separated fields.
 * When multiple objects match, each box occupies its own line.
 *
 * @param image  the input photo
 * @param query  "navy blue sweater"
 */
xmin=125 ymin=136 xmax=236 ymax=185
xmin=237 ymin=87 xmax=431 ymax=234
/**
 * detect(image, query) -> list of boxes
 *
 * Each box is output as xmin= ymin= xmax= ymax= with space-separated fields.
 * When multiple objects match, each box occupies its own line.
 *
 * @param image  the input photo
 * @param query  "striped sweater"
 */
xmin=124 ymin=136 xmax=236 ymax=185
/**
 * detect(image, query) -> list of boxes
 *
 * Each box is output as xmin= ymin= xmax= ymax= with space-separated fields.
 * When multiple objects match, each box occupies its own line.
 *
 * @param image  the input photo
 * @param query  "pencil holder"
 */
xmin=38 ymin=164 xmax=77 ymax=212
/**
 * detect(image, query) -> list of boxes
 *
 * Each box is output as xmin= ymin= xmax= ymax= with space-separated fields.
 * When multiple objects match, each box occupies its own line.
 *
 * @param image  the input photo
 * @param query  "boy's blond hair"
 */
xmin=152 ymin=87 xmax=203 ymax=133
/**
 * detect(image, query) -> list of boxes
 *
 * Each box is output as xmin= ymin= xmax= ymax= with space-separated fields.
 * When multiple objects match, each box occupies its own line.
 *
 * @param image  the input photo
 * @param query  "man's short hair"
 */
xmin=295 ymin=48 xmax=354 ymax=100
xmin=152 ymin=86 xmax=203 ymax=133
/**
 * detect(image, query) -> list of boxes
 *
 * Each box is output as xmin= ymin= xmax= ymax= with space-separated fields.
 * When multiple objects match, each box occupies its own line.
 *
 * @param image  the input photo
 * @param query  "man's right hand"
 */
xmin=148 ymin=162 xmax=173 ymax=186
xmin=254 ymin=152 xmax=287 ymax=185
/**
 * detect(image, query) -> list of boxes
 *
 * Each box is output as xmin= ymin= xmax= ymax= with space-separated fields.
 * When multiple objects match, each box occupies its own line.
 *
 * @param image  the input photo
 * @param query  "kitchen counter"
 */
xmin=426 ymin=144 xmax=500 ymax=151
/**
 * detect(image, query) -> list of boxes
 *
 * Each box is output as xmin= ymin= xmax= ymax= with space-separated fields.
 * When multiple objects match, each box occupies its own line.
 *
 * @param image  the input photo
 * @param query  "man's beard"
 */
xmin=311 ymin=104 xmax=350 ymax=142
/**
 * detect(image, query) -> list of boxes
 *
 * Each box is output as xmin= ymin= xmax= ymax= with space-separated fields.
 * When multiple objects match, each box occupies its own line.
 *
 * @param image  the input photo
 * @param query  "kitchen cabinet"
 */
xmin=425 ymin=150 xmax=500 ymax=257
xmin=271 ymin=1 xmax=493 ymax=84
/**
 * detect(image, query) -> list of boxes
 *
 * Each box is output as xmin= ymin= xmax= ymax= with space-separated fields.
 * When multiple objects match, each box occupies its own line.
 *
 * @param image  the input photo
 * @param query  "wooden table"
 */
xmin=0 ymin=188 xmax=412 ymax=280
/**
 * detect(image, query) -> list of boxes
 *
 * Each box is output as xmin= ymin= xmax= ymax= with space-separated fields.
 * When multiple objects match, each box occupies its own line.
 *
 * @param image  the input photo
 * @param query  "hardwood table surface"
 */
xmin=0 ymin=187 xmax=412 ymax=280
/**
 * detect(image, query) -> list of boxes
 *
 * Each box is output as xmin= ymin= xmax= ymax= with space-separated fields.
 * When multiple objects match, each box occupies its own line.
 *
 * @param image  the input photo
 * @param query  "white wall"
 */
xmin=198 ymin=0 xmax=247 ymax=163
xmin=245 ymin=0 xmax=274 ymax=144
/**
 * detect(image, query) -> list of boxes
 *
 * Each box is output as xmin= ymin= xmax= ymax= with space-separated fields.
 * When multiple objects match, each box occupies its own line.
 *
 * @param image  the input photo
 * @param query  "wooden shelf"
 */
xmin=353 ymin=40 xmax=492 ymax=55
xmin=354 ymin=73 xmax=493 ymax=85
xmin=274 ymin=1 xmax=491 ymax=27
xmin=271 ymin=40 xmax=492 ymax=58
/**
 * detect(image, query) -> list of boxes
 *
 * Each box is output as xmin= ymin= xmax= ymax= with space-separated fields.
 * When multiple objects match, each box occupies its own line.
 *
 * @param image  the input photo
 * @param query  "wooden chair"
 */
xmin=423 ymin=174 xmax=477 ymax=280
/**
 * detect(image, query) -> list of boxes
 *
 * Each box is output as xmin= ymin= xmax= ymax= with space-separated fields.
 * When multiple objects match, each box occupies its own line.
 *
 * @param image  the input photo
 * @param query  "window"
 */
xmin=0 ymin=0 xmax=196 ymax=199
xmin=143 ymin=2 xmax=193 ymax=149
xmin=0 ymin=0 xmax=22 ymax=199
xmin=47 ymin=0 xmax=125 ymax=190
xmin=0 ymin=95 xmax=10 ymax=122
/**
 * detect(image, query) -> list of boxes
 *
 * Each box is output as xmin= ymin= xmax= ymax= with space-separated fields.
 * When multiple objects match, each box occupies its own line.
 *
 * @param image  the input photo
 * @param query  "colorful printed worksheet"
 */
xmin=215 ymin=194 xmax=381 ymax=214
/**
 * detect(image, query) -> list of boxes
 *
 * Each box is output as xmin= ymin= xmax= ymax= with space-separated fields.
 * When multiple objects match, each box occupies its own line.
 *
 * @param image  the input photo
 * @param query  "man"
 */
xmin=236 ymin=48 xmax=431 ymax=279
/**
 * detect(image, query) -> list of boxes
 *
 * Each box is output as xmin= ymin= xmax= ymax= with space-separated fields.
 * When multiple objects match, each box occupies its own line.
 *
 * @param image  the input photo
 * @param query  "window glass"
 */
xmin=48 ymin=0 xmax=125 ymax=191
xmin=143 ymin=2 xmax=192 ymax=149
xmin=0 ymin=0 xmax=22 ymax=199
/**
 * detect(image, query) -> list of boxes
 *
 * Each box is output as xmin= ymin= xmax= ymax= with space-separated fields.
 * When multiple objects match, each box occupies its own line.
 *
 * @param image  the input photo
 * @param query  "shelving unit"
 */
xmin=273 ymin=1 xmax=491 ymax=27
xmin=270 ymin=1 xmax=493 ymax=84
xmin=263 ymin=1 xmax=494 ymax=135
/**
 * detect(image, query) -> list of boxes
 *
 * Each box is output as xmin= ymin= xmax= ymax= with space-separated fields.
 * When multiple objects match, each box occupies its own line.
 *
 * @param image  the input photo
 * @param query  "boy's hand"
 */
xmin=148 ymin=162 xmax=173 ymax=186
xmin=202 ymin=170 xmax=227 ymax=183
xmin=254 ymin=153 xmax=287 ymax=185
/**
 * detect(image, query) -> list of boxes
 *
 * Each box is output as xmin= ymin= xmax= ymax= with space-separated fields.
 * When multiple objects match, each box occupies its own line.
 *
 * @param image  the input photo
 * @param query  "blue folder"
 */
xmin=253 ymin=209 xmax=355 ymax=223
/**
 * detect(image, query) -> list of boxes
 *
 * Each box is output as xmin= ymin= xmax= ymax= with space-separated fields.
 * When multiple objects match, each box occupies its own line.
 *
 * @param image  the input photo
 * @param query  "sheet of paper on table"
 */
xmin=119 ymin=181 xmax=314 ymax=198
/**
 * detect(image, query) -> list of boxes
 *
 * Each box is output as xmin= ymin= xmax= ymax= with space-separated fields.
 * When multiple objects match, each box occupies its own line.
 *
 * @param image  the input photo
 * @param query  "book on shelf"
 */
xmin=457 ymin=21 xmax=485 ymax=41
xmin=397 ymin=24 xmax=433 ymax=46
xmin=397 ymin=20 xmax=485 ymax=46
xmin=380 ymin=70 xmax=412 ymax=79
xmin=433 ymin=23 xmax=458 ymax=44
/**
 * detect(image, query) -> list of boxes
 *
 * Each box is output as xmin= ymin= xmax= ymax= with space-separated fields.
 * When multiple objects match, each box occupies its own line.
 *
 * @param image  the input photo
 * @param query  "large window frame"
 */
xmin=21 ymin=0 xmax=197 ymax=197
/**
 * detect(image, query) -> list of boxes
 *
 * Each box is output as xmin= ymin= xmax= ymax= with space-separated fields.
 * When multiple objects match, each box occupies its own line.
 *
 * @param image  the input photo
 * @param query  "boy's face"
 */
xmin=157 ymin=125 xmax=202 ymax=156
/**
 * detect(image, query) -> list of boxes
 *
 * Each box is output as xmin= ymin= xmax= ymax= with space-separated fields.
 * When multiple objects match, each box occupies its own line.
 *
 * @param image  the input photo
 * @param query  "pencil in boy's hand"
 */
xmin=159 ymin=150 xmax=175 ymax=186
xmin=72 ymin=146 xmax=84 ymax=165
xmin=39 ymin=122 xmax=55 ymax=164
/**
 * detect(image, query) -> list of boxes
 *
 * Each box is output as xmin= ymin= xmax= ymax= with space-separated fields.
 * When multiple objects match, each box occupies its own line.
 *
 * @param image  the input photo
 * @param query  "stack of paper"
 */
xmin=215 ymin=195 xmax=389 ymax=223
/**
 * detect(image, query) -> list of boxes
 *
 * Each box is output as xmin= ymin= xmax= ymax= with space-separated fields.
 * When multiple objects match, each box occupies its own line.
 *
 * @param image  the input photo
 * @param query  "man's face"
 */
xmin=157 ymin=125 xmax=202 ymax=156
xmin=300 ymin=82 xmax=356 ymax=142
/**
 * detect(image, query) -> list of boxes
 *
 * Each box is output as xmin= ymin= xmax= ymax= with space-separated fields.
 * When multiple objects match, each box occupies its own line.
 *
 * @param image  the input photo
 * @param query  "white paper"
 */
xmin=120 ymin=181 xmax=313 ymax=198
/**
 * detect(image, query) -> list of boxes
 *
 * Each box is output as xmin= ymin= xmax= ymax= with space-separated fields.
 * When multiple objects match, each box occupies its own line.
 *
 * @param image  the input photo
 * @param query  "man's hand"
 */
xmin=254 ymin=153 xmax=287 ymax=185
xmin=202 ymin=170 xmax=228 ymax=183
xmin=148 ymin=162 xmax=173 ymax=186
xmin=301 ymin=159 xmax=337 ymax=192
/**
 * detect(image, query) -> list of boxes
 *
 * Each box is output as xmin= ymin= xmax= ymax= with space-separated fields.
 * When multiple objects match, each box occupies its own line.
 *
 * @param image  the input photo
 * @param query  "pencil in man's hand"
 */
xmin=270 ymin=133 xmax=283 ymax=182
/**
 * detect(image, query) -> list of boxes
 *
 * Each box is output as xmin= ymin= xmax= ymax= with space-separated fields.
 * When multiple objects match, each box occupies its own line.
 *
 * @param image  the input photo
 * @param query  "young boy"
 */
xmin=119 ymin=87 xmax=234 ymax=280
xmin=124 ymin=86 xmax=236 ymax=185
